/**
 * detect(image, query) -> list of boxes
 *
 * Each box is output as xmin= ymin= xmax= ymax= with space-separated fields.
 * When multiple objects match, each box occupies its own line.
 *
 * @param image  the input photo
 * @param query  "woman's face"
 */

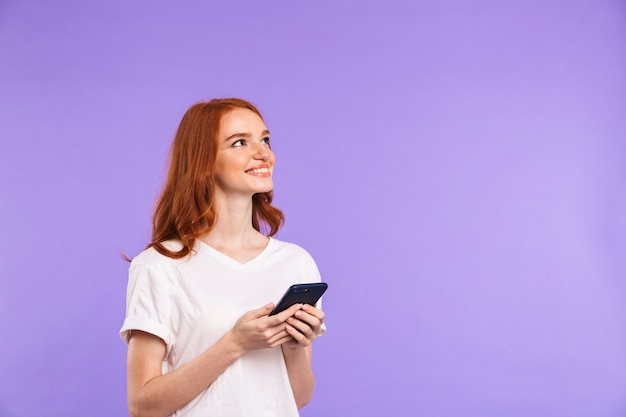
xmin=213 ymin=108 xmax=275 ymax=198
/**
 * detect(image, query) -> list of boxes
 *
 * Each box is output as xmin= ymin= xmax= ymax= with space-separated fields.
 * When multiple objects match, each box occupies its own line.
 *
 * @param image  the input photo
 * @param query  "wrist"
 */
xmin=281 ymin=343 xmax=306 ymax=355
xmin=221 ymin=329 xmax=248 ymax=358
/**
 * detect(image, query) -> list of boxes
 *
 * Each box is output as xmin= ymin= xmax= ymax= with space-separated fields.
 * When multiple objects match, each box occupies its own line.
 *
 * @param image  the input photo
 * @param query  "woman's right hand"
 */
xmin=229 ymin=303 xmax=304 ymax=353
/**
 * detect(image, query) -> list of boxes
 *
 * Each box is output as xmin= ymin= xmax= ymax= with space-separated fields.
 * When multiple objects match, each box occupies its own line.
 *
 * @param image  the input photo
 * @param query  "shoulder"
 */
xmin=126 ymin=241 xmax=191 ymax=291
xmin=130 ymin=240 xmax=187 ymax=269
xmin=269 ymin=238 xmax=319 ymax=273
xmin=270 ymin=238 xmax=315 ymax=259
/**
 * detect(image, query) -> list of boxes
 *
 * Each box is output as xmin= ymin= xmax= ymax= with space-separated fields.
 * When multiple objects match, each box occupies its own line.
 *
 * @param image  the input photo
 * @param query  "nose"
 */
xmin=253 ymin=142 xmax=272 ymax=160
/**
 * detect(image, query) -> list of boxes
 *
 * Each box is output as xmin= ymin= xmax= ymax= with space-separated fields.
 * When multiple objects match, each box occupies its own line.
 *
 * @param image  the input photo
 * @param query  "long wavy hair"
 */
xmin=148 ymin=98 xmax=284 ymax=259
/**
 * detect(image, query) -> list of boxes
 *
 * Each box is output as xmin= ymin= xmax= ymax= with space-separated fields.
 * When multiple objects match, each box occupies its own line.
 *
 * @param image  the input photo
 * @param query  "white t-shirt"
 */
xmin=120 ymin=237 xmax=322 ymax=417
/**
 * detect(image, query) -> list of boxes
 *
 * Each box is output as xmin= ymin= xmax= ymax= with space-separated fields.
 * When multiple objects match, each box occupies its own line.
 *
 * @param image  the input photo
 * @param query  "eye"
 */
xmin=261 ymin=137 xmax=271 ymax=146
xmin=232 ymin=139 xmax=245 ymax=147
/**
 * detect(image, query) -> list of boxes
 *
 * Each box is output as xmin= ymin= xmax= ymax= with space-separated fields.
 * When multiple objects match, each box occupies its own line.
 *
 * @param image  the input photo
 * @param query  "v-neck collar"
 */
xmin=197 ymin=237 xmax=275 ymax=268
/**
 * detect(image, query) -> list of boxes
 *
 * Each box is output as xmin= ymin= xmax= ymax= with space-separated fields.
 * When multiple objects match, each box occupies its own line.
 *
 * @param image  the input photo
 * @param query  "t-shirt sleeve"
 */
xmin=119 ymin=263 xmax=173 ymax=354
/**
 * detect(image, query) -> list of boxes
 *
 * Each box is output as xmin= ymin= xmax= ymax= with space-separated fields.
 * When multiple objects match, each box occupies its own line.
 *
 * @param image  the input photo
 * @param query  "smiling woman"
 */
xmin=213 ymin=108 xmax=276 ymax=205
xmin=148 ymin=99 xmax=283 ymax=260
xmin=119 ymin=98 xmax=327 ymax=417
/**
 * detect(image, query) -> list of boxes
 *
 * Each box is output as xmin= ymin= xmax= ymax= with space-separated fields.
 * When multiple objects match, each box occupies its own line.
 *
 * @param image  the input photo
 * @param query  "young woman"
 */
xmin=120 ymin=98 xmax=326 ymax=417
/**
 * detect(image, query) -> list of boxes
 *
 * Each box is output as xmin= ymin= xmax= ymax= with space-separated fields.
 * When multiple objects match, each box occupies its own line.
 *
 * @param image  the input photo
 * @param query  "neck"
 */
xmin=200 ymin=193 xmax=264 ymax=250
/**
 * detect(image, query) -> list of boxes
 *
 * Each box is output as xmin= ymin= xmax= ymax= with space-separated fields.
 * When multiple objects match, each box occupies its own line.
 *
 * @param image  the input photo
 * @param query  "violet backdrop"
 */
xmin=1 ymin=0 xmax=625 ymax=416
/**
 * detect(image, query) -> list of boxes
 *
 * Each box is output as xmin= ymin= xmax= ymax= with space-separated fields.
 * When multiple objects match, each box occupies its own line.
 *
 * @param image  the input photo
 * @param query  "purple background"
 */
xmin=1 ymin=0 xmax=625 ymax=416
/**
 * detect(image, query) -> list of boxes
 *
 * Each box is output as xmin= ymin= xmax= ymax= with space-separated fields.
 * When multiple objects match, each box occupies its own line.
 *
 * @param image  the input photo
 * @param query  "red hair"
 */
xmin=148 ymin=98 xmax=284 ymax=259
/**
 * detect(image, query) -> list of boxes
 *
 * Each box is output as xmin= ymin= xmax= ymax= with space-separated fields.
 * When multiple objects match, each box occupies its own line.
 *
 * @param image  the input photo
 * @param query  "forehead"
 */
xmin=219 ymin=108 xmax=267 ymax=136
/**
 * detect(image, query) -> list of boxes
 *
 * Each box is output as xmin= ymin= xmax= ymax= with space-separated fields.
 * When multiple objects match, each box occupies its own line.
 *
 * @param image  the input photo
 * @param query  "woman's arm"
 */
xmin=127 ymin=330 xmax=242 ymax=417
xmin=281 ymin=345 xmax=315 ymax=408
xmin=281 ymin=304 xmax=326 ymax=409
xmin=127 ymin=304 xmax=301 ymax=417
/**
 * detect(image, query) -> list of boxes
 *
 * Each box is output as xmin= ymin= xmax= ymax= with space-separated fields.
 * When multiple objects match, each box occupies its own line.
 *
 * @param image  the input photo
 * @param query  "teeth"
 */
xmin=247 ymin=168 xmax=269 ymax=174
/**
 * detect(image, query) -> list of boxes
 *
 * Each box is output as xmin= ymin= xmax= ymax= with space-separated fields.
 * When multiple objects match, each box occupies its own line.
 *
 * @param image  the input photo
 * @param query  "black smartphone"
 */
xmin=269 ymin=282 xmax=328 ymax=316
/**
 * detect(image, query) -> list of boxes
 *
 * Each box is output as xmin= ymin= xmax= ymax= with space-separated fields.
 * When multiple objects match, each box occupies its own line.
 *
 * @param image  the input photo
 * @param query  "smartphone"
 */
xmin=269 ymin=282 xmax=328 ymax=316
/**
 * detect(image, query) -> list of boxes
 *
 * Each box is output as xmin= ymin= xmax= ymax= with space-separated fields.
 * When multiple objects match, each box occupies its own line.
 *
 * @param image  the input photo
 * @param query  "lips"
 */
xmin=246 ymin=166 xmax=271 ymax=176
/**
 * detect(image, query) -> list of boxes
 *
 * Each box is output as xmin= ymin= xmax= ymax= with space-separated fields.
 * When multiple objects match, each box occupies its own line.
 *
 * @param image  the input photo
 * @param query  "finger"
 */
xmin=301 ymin=304 xmax=325 ymax=321
xmin=286 ymin=316 xmax=315 ymax=339
xmin=247 ymin=303 xmax=275 ymax=320
xmin=270 ymin=303 xmax=303 ymax=324
xmin=266 ymin=328 xmax=291 ymax=345
xmin=285 ymin=324 xmax=310 ymax=346
xmin=270 ymin=334 xmax=294 ymax=348
xmin=293 ymin=309 xmax=322 ymax=330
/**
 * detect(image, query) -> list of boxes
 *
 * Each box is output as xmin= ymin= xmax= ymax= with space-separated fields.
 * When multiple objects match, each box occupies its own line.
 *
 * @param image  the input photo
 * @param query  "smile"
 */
xmin=246 ymin=167 xmax=271 ymax=175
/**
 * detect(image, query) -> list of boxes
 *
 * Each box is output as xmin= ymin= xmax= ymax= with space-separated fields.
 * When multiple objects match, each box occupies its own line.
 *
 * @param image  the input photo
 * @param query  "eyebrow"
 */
xmin=224 ymin=130 xmax=271 ymax=142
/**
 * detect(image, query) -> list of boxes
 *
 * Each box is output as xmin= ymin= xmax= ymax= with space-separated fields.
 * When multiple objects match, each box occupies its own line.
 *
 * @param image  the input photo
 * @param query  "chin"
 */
xmin=253 ymin=181 xmax=274 ymax=194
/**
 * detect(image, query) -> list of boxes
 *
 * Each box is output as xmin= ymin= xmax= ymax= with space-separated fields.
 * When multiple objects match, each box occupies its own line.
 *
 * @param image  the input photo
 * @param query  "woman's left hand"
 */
xmin=283 ymin=304 xmax=326 ymax=348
